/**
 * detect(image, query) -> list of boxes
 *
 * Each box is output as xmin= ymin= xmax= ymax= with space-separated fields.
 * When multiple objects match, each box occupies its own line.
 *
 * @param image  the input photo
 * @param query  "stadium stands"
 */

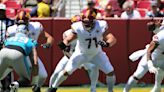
xmin=136 ymin=8 xmax=148 ymax=17
xmin=6 ymin=7 xmax=16 ymax=18
xmin=137 ymin=0 xmax=151 ymax=10
xmin=4 ymin=0 xmax=22 ymax=18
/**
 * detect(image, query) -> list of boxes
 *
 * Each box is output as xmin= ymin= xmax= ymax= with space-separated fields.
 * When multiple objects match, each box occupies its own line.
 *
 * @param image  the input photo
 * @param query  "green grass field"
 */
xmin=18 ymin=85 xmax=164 ymax=92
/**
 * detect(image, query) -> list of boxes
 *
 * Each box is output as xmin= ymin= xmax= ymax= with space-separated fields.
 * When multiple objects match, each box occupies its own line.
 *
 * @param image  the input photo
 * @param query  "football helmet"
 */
xmin=147 ymin=19 xmax=163 ymax=34
xmin=71 ymin=15 xmax=81 ymax=23
xmin=16 ymin=10 xmax=31 ymax=25
xmin=81 ymin=10 xmax=96 ymax=31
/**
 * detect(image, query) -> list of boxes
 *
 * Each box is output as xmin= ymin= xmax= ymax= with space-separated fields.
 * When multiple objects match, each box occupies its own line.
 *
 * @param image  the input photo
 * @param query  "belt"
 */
xmin=5 ymin=45 xmax=26 ymax=55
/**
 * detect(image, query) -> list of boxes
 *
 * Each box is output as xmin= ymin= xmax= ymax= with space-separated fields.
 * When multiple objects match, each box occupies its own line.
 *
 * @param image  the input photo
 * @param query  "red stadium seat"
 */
xmin=4 ymin=1 xmax=21 ymax=9
xmin=136 ymin=8 xmax=148 ymax=17
xmin=137 ymin=1 xmax=151 ymax=10
xmin=6 ymin=7 xmax=16 ymax=18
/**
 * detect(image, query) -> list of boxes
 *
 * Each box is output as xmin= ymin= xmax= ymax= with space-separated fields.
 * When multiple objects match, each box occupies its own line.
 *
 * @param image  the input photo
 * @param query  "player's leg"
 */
xmin=31 ymin=58 xmax=48 ymax=92
xmin=83 ymin=63 xmax=99 ymax=92
xmin=123 ymin=55 xmax=148 ymax=92
xmin=49 ymin=56 xmax=69 ymax=87
xmin=47 ymin=52 xmax=87 ymax=92
xmin=92 ymin=52 xmax=115 ymax=92
xmin=151 ymin=68 xmax=164 ymax=92
xmin=0 ymin=68 xmax=13 ymax=92
xmin=12 ymin=55 xmax=31 ymax=92
xmin=0 ymin=48 xmax=14 ymax=92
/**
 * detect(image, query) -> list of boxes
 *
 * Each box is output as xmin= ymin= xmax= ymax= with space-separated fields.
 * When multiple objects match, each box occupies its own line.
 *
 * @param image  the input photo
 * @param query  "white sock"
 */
xmin=52 ymin=70 xmax=67 ymax=88
xmin=106 ymin=75 xmax=116 ymax=92
xmin=38 ymin=75 xmax=47 ymax=87
xmin=88 ymin=67 xmax=99 ymax=92
xmin=31 ymin=76 xmax=39 ymax=86
xmin=123 ymin=76 xmax=138 ymax=92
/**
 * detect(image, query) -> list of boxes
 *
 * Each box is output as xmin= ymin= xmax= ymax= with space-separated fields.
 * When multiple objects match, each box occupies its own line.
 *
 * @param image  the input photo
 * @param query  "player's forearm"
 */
xmin=46 ymin=36 xmax=54 ymax=46
xmin=45 ymin=31 xmax=54 ymax=46
xmin=31 ymin=48 xmax=38 ymax=65
xmin=147 ymin=42 xmax=156 ymax=61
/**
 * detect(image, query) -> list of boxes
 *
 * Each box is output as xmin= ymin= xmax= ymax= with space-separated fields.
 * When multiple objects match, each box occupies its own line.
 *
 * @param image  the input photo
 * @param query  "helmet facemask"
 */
xmin=147 ymin=19 xmax=162 ymax=34
xmin=82 ymin=18 xmax=95 ymax=31
xmin=81 ymin=10 xmax=96 ymax=32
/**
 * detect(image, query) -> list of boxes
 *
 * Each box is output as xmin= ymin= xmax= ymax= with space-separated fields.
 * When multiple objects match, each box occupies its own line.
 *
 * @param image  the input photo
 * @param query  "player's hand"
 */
xmin=41 ymin=43 xmax=51 ymax=48
xmin=147 ymin=60 xmax=157 ymax=74
xmin=97 ymin=40 xmax=109 ymax=47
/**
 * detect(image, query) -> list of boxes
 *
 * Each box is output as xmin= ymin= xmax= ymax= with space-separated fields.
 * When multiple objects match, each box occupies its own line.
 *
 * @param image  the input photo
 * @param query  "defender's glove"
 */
xmin=58 ymin=41 xmax=70 ymax=52
xmin=97 ymin=40 xmax=110 ymax=47
xmin=147 ymin=60 xmax=157 ymax=74
xmin=41 ymin=43 xmax=51 ymax=48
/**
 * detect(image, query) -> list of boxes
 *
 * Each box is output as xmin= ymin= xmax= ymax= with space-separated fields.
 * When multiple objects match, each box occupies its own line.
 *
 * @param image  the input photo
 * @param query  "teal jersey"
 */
xmin=4 ymin=33 xmax=37 ymax=55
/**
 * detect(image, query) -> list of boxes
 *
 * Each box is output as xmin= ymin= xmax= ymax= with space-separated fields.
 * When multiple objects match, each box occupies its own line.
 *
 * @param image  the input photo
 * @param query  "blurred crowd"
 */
xmin=0 ymin=0 xmax=164 ymax=19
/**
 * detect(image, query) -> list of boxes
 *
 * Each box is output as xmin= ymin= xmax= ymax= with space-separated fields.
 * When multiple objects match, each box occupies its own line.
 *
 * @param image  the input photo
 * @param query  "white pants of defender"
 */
xmin=65 ymin=50 xmax=114 ymax=75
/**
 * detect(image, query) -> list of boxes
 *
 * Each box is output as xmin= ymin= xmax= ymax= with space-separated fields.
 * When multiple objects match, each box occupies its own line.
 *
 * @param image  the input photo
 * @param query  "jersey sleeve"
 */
xmin=63 ymin=29 xmax=73 ymax=39
xmin=32 ymin=40 xmax=38 ymax=47
xmin=34 ymin=22 xmax=43 ymax=32
xmin=71 ymin=22 xmax=79 ymax=34
xmin=99 ymin=20 xmax=108 ymax=33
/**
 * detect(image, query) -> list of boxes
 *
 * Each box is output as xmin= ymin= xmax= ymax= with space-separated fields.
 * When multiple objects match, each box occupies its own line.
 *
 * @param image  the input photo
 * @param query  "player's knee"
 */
xmin=107 ymin=71 xmax=115 ymax=76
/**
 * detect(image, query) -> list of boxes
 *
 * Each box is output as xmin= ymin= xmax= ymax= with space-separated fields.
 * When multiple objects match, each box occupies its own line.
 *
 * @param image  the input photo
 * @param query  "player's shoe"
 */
xmin=47 ymin=88 xmax=57 ymax=92
xmin=32 ymin=85 xmax=40 ymax=92
xmin=9 ymin=81 xmax=19 ymax=92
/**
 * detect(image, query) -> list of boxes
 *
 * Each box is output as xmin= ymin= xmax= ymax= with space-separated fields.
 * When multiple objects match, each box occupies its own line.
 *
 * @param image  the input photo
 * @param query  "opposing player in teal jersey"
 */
xmin=0 ymin=31 xmax=39 ymax=91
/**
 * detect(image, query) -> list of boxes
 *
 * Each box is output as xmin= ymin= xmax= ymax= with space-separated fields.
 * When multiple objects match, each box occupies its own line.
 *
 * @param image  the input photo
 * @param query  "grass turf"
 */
xmin=18 ymin=86 xmax=164 ymax=92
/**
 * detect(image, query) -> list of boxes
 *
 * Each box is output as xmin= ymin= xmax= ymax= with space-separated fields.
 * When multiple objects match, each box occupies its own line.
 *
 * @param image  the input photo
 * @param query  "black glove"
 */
xmin=58 ymin=41 xmax=70 ymax=52
xmin=97 ymin=40 xmax=110 ymax=47
xmin=41 ymin=43 xmax=51 ymax=48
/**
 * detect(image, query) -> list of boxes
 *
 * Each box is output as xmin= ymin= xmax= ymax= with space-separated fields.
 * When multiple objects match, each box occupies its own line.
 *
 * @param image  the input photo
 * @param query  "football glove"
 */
xmin=147 ymin=60 xmax=157 ymax=74
xmin=58 ymin=41 xmax=70 ymax=52
xmin=41 ymin=43 xmax=51 ymax=48
xmin=97 ymin=40 xmax=110 ymax=47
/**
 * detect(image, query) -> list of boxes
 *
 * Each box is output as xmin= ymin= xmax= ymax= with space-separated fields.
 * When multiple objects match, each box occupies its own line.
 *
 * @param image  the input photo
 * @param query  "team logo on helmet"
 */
xmin=71 ymin=15 xmax=81 ymax=23
xmin=81 ymin=10 xmax=96 ymax=21
xmin=16 ymin=10 xmax=31 ymax=25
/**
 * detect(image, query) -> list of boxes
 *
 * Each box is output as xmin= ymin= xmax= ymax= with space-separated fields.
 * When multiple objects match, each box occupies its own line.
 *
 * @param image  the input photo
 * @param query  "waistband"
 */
xmin=5 ymin=45 xmax=26 ymax=55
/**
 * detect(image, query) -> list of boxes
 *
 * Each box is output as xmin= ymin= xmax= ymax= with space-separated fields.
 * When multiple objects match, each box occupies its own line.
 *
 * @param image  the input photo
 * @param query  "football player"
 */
xmin=7 ymin=10 xmax=54 ymax=92
xmin=123 ymin=44 xmax=149 ymax=92
xmin=48 ymin=15 xmax=99 ymax=92
xmin=48 ymin=10 xmax=117 ymax=92
xmin=0 ymin=25 xmax=38 ymax=92
xmin=146 ymin=19 xmax=164 ymax=92
xmin=124 ymin=19 xmax=164 ymax=92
